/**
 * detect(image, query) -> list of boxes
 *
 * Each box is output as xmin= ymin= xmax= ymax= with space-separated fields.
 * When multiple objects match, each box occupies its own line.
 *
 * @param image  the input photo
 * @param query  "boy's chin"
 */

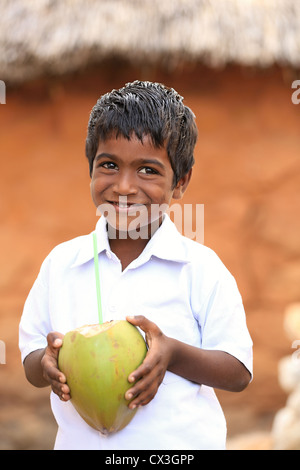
xmin=106 ymin=214 xmax=163 ymax=240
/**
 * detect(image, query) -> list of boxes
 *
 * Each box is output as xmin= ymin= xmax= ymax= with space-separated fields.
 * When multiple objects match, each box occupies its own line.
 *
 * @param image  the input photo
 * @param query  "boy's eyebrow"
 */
xmin=95 ymin=153 xmax=166 ymax=169
xmin=94 ymin=152 xmax=116 ymax=162
xmin=136 ymin=158 xmax=166 ymax=169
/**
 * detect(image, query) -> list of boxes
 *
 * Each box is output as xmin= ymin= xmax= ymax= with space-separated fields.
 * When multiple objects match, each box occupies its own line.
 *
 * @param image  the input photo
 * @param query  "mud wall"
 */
xmin=0 ymin=63 xmax=299 ymax=448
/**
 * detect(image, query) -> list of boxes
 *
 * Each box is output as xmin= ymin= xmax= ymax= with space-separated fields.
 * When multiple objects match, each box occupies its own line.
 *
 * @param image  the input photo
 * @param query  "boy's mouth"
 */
xmin=111 ymin=201 xmax=133 ymax=208
xmin=107 ymin=200 xmax=146 ymax=214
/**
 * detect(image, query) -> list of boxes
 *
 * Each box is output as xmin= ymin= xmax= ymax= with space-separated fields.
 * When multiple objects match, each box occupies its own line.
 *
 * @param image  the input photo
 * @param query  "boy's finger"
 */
xmin=51 ymin=380 xmax=71 ymax=401
xmin=47 ymin=332 xmax=64 ymax=349
xmin=126 ymin=381 xmax=157 ymax=409
xmin=44 ymin=362 xmax=65 ymax=383
xmin=128 ymin=359 xmax=153 ymax=384
xmin=126 ymin=364 xmax=159 ymax=400
xmin=126 ymin=315 xmax=146 ymax=326
xmin=126 ymin=315 xmax=160 ymax=335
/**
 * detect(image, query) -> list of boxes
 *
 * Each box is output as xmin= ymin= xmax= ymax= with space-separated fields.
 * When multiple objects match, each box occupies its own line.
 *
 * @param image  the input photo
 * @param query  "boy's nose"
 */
xmin=113 ymin=171 xmax=138 ymax=196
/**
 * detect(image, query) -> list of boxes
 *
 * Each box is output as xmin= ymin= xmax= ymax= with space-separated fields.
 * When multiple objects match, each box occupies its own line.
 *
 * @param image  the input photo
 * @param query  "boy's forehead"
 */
xmin=96 ymin=132 xmax=165 ymax=154
xmin=95 ymin=133 xmax=171 ymax=168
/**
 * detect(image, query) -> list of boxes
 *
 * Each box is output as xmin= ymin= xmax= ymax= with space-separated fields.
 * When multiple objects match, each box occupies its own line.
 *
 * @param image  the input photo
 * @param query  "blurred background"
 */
xmin=0 ymin=0 xmax=300 ymax=450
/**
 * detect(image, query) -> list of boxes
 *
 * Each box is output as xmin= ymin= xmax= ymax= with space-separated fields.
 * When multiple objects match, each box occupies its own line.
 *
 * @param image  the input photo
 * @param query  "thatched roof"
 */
xmin=1 ymin=0 xmax=300 ymax=84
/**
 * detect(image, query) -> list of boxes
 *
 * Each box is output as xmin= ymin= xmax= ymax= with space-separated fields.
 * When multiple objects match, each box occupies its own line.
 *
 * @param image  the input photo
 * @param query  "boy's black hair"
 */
xmin=85 ymin=80 xmax=198 ymax=187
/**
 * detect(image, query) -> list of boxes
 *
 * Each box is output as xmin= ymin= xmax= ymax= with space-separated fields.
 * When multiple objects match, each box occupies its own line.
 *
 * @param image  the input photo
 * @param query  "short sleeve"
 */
xmin=197 ymin=271 xmax=253 ymax=379
xmin=19 ymin=257 xmax=52 ymax=363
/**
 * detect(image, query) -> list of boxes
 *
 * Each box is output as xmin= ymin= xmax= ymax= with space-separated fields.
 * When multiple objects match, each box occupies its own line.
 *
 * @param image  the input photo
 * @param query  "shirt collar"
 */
xmin=71 ymin=214 xmax=191 ymax=268
xmin=141 ymin=214 xmax=191 ymax=264
xmin=71 ymin=216 xmax=110 ymax=268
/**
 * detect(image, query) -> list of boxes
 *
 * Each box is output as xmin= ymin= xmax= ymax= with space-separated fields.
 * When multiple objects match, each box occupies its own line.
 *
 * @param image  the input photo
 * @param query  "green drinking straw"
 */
xmin=93 ymin=231 xmax=103 ymax=325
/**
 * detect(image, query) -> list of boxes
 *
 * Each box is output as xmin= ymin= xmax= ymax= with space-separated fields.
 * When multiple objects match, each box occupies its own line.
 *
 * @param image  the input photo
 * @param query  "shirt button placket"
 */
xmin=107 ymin=256 xmax=123 ymax=319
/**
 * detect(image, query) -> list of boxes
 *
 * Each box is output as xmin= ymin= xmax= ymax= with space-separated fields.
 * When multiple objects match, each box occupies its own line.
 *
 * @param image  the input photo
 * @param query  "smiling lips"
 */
xmin=108 ymin=199 xmax=147 ymax=214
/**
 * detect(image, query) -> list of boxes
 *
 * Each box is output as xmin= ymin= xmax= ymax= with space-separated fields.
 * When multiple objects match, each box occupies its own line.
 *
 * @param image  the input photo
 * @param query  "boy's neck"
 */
xmin=108 ymin=236 xmax=149 ymax=271
xmin=107 ymin=221 xmax=161 ymax=271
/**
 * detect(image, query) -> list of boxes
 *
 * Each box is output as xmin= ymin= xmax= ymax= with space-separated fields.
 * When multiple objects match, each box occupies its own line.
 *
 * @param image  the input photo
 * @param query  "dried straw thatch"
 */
xmin=1 ymin=0 xmax=300 ymax=84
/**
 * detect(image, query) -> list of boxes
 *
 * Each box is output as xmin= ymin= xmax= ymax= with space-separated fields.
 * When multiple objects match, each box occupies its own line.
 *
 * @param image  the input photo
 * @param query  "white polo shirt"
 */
xmin=19 ymin=214 xmax=253 ymax=450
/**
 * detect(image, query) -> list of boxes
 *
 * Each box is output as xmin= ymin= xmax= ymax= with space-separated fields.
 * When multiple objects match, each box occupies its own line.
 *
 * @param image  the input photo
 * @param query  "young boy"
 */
xmin=19 ymin=81 xmax=253 ymax=450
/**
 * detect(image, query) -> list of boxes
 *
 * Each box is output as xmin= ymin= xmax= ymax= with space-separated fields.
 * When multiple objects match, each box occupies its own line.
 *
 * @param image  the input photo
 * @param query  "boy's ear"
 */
xmin=172 ymin=169 xmax=192 ymax=200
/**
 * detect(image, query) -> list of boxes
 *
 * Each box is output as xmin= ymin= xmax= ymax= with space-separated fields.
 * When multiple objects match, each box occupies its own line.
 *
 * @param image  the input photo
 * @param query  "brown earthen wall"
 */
xmin=0 ymin=64 xmax=299 ymax=448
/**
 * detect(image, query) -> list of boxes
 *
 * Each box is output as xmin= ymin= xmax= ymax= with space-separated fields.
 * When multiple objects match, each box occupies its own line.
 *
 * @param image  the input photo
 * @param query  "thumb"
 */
xmin=126 ymin=315 xmax=161 ymax=337
xmin=46 ymin=332 xmax=64 ymax=353
xmin=126 ymin=315 xmax=148 ymax=330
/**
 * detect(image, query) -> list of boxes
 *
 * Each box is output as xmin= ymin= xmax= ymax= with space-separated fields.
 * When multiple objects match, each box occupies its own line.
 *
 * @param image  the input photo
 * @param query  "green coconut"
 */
xmin=58 ymin=320 xmax=147 ymax=434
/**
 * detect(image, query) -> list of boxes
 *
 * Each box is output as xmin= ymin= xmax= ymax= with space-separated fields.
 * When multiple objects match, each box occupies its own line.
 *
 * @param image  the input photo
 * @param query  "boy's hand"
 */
xmin=125 ymin=315 xmax=173 ymax=409
xmin=41 ymin=332 xmax=71 ymax=402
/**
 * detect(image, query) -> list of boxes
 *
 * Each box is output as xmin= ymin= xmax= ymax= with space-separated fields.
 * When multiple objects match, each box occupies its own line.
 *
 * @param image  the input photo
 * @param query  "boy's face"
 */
xmin=90 ymin=133 xmax=191 ymax=236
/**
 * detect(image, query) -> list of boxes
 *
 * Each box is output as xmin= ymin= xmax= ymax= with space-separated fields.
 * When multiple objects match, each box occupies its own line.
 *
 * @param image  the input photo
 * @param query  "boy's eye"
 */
xmin=100 ymin=161 xmax=118 ymax=170
xmin=139 ymin=167 xmax=158 ymax=175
